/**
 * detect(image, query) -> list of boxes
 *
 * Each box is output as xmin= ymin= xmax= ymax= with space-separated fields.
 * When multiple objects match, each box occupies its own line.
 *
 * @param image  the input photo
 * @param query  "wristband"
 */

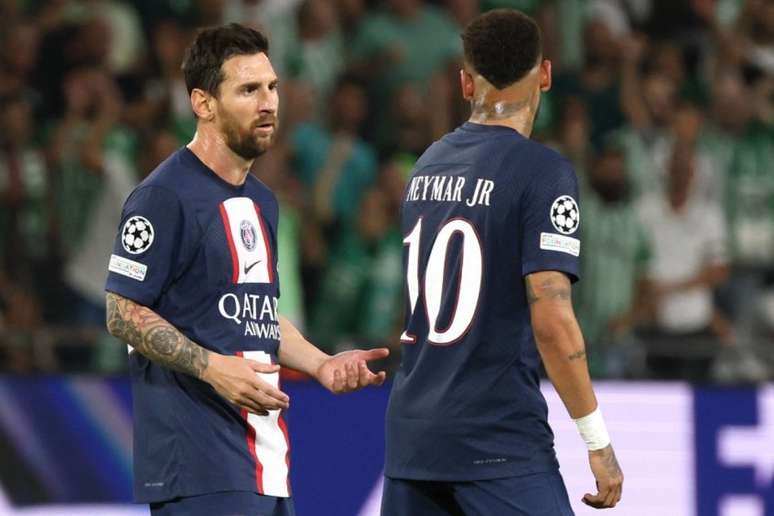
xmin=573 ymin=406 xmax=610 ymax=451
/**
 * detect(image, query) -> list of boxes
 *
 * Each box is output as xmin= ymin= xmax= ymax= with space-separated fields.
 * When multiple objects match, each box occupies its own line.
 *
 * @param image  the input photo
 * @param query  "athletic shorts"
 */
xmin=381 ymin=471 xmax=574 ymax=516
xmin=149 ymin=491 xmax=295 ymax=516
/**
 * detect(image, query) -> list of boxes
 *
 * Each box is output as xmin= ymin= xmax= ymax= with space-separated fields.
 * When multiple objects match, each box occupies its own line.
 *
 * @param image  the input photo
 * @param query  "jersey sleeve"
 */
xmin=520 ymin=158 xmax=581 ymax=282
xmin=105 ymin=185 xmax=186 ymax=307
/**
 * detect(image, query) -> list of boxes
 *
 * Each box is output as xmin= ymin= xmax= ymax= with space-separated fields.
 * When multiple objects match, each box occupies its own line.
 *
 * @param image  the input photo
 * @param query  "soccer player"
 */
xmin=104 ymin=24 xmax=388 ymax=516
xmin=382 ymin=9 xmax=623 ymax=515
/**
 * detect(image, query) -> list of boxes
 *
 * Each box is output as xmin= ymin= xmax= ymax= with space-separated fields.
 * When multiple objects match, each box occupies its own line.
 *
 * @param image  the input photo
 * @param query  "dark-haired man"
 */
xmin=104 ymin=23 xmax=388 ymax=516
xmin=382 ymin=9 xmax=623 ymax=515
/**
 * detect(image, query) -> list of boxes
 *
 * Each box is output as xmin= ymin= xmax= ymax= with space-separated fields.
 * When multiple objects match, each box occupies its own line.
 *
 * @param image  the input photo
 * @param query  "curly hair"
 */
xmin=461 ymin=9 xmax=542 ymax=90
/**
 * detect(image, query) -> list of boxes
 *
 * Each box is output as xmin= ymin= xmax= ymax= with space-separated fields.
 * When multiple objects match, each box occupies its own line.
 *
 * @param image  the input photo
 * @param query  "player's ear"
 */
xmin=539 ymin=59 xmax=552 ymax=92
xmin=190 ymin=88 xmax=215 ymax=121
xmin=460 ymin=69 xmax=475 ymax=101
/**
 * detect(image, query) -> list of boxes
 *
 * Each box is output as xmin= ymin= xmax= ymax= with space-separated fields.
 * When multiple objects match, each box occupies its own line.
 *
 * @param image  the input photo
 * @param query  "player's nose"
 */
xmin=257 ymin=90 xmax=278 ymax=113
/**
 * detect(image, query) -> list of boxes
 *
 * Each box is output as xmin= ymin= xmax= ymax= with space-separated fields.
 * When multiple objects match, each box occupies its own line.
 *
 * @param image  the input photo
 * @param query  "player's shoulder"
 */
xmin=512 ymin=139 xmax=575 ymax=178
xmin=126 ymin=149 xmax=190 ymax=208
xmin=491 ymin=139 xmax=577 ymax=201
xmin=139 ymin=147 xmax=189 ymax=189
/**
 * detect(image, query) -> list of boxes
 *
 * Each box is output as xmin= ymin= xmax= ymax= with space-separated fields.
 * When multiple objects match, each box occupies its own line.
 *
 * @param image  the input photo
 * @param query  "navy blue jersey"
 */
xmin=385 ymin=122 xmax=581 ymax=481
xmin=105 ymin=148 xmax=290 ymax=503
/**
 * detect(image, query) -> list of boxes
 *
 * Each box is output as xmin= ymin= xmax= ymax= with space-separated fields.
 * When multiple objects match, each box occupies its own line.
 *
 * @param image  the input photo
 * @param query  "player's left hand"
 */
xmin=316 ymin=348 xmax=389 ymax=394
xmin=583 ymin=444 xmax=623 ymax=509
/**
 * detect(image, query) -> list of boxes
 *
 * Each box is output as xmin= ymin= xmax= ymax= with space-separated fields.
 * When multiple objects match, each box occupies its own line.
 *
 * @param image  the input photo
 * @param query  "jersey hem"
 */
xmin=383 ymin=459 xmax=560 ymax=482
xmin=135 ymin=487 xmax=292 ymax=504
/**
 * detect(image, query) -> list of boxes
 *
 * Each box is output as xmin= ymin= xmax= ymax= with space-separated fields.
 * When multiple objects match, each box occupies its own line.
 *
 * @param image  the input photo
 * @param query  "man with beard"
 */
xmin=103 ymin=24 xmax=388 ymax=516
xmin=574 ymin=143 xmax=651 ymax=378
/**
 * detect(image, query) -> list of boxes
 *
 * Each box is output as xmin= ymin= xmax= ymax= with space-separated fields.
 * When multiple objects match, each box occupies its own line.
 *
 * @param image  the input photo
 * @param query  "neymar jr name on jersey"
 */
xmin=405 ymin=175 xmax=495 ymax=207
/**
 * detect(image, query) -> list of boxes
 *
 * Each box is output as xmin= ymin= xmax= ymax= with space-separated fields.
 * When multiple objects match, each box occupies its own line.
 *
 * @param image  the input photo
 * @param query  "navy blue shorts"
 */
xmin=381 ymin=471 xmax=574 ymax=516
xmin=149 ymin=491 xmax=295 ymax=516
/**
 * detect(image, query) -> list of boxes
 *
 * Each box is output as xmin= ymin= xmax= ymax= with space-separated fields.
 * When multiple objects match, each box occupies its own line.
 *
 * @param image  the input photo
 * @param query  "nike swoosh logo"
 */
xmin=244 ymin=260 xmax=262 ymax=275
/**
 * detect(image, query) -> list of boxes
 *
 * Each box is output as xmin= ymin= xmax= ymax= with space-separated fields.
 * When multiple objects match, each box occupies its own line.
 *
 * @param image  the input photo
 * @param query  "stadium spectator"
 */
xmin=291 ymin=75 xmax=374 ymax=227
xmin=290 ymin=74 xmax=376 ymax=303
xmin=638 ymin=142 xmax=731 ymax=382
xmin=222 ymin=0 xmax=303 ymax=78
xmin=445 ymin=0 xmax=480 ymax=29
xmin=0 ymin=21 xmax=40 ymax=99
xmin=82 ymin=0 xmax=146 ymax=74
xmin=48 ymin=68 xmax=133 ymax=322
xmin=137 ymin=19 xmax=197 ymax=143
xmin=734 ymin=0 xmax=774 ymax=76
xmin=385 ymin=82 xmax=435 ymax=156
xmin=350 ymin=0 xmax=460 ymax=91
xmin=0 ymin=95 xmax=52 ymax=289
xmin=0 ymin=277 xmax=43 ymax=373
xmin=712 ymin=70 xmax=774 ymax=382
xmin=575 ymin=143 xmax=650 ymax=378
xmin=551 ymin=96 xmax=592 ymax=170
xmin=286 ymin=0 xmax=345 ymax=119
xmin=309 ymin=185 xmax=403 ymax=354
xmin=617 ymin=36 xmax=680 ymax=199
xmin=350 ymin=0 xmax=460 ymax=145
xmin=552 ymin=15 xmax=626 ymax=147
xmin=336 ymin=0 xmax=368 ymax=39
xmin=0 ymin=0 xmax=770 ymax=382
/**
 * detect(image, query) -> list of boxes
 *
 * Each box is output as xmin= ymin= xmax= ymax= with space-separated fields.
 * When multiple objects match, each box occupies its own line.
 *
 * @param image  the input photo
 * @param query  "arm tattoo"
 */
xmin=602 ymin=446 xmax=622 ymax=477
xmin=567 ymin=350 xmax=586 ymax=361
xmin=525 ymin=278 xmax=539 ymax=304
xmin=525 ymin=272 xmax=572 ymax=305
xmin=106 ymin=292 xmax=209 ymax=378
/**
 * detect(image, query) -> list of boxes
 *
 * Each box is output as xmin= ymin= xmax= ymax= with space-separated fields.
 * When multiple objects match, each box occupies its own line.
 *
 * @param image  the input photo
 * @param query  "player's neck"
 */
xmin=468 ymin=92 xmax=537 ymax=137
xmin=187 ymin=129 xmax=253 ymax=186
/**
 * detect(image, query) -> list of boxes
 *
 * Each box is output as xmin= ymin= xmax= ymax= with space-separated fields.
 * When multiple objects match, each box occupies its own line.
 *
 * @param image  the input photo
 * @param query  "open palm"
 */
xmin=316 ymin=348 xmax=389 ymax=394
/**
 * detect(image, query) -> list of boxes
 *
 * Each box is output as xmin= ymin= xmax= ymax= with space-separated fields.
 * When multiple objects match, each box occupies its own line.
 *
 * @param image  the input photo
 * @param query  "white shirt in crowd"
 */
xmin=639 ymin=195 xmax=728 ymax=333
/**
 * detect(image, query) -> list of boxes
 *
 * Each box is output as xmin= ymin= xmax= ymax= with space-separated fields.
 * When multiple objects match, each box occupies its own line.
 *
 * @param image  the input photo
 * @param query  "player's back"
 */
xmin=385 ymin=122 xmax=581 ymax=481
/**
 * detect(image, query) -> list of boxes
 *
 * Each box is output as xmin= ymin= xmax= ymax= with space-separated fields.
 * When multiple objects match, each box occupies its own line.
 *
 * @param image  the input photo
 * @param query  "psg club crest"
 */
xmin=240 ymin=220 xmax=258 ymax=251
xmin=550 ymin=195 xmax=580 ymax=235
xmin=121 ymin=216 xmax=155 ymax=254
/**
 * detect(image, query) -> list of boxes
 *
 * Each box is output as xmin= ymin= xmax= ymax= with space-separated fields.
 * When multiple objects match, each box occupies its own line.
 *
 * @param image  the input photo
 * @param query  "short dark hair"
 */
xmin=461 ymin=9 xmax=542 ymax=90
xmin=181 ymin=23 xmax=269 ymax=96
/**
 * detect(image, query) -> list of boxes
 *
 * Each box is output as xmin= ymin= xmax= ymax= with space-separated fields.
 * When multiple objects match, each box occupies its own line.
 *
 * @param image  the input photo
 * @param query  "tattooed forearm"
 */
xmin=592 ymin=444 xmax=623 ymax=478
xmin=525 ymin=272 xmax=572 ymax=305
xmin=605 ymin=447 xmax=622 ymax=477
xmin=106 ymin=292 xmax=209 ymax=378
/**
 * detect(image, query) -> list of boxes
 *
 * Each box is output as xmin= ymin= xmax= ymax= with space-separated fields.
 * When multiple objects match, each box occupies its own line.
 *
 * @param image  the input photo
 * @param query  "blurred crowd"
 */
xmin=0 ymin=0 xmax=772 ymax=382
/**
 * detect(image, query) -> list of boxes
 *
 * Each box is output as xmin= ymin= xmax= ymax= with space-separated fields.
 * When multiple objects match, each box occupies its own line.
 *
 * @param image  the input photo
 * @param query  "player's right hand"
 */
xmin=201 ymin=353 xmax=290 ymax=416
xmin=582 ymin=444 xmax=623 ymax=509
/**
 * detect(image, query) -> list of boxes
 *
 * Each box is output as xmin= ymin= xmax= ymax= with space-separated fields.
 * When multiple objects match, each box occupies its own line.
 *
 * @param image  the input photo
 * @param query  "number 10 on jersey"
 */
xmin=400 ymin=218 xmax=483 ymax=346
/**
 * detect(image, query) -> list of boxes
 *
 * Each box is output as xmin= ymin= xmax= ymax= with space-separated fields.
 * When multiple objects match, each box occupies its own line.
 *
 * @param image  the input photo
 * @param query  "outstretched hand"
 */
xmin=316 ymin=348 xmax=389 ymax=394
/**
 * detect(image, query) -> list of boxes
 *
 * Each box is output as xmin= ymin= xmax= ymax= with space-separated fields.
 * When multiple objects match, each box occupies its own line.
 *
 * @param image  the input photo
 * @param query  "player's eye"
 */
xmin=242 ymin=85 xmax=257 ymax=94
xmin=269 ymin=81 xmax=279 ymax=91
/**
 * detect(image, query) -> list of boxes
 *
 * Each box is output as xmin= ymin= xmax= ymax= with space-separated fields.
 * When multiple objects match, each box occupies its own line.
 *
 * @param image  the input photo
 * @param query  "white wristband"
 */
xmin=573 ymin=406 xmax=610 ymax=451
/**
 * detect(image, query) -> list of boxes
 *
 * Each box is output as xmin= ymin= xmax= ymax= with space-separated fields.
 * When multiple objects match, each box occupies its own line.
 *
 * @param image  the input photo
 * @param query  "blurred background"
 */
xmin=0 ymin=0 xmax=772 ymax=515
